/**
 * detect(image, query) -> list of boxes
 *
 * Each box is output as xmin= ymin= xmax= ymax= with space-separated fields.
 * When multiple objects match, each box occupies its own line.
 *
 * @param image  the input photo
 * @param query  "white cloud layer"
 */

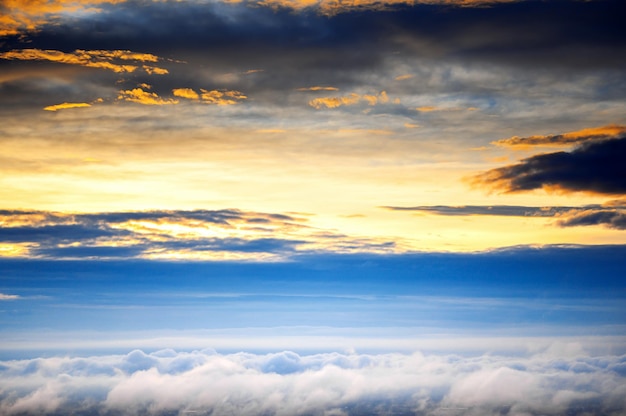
xmin=1 ymin=347 xmax=625 ymax=415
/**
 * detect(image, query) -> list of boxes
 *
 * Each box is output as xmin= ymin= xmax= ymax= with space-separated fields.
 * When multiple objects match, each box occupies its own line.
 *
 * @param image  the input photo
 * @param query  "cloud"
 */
xmin=493 ymin=125 xmax=626 ymax=148
xmin=172 ymin=88 xmax=247 ymax=105
xmin=0 ymin=49 xmax=167 ymax=74
xmin=0 ymin=293 xmax=20 ymax=300
xmin=0 ymin=347 xmax=624 ymax=415
xmin=0 ymin=209 xmax=397 ymax=260
xmin=172 ymin=88 xmax=200 ymax=100
xmin=199 ymin=89 xmax=247 ymax=105
xmin=117 ymin=87 xmax=179 ymax=105
xmin=258 ymin=0 xmax=521 ymax=15
xmin=557 ymin=210 xmax=626 ymax=230
xmin=297 ymin=86 xmax=340 ymax=91
xmin=43 ymin=102 xmax=92 ymax=111
xmin=0 ymin=0 xmax=124 ymax=36
xmin=309 ymin=91 xmax=389 ymax=109
xmin=472 ymin=136 xmax=626 ymax=195
xmin=383 ymin=204 xmax=601 ymax=217
xmin=384 ymin=204 xmax=626 ymax=230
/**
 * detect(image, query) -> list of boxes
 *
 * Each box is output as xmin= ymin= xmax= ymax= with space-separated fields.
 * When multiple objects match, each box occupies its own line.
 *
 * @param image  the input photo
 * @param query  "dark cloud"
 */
xmin=557 ymin=210 xmax=626 ymax=230
xmin=0 ymin=224 xmax=127 ymax=243
xmin=472 ymin=136 xmax=626 ymax=195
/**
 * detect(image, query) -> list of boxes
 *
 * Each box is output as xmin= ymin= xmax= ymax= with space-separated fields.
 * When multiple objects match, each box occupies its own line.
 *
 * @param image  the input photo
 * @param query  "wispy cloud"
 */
xmin=0 ymin=209 xmax=397 ymax=260
xmin=0 ymin=293 xmax=20 ymax=300
xmin=493 ymin=125 xmax=626 ymax=148
xmin=384 ymin=204 xmax=626 ymax=230
xmin=309 ymin=91 xmax=389 ymax=109
xmin=0 ymin=49 xmax=167 ymax=74
xmin=43 ymin=102 xmax=92 ymax=111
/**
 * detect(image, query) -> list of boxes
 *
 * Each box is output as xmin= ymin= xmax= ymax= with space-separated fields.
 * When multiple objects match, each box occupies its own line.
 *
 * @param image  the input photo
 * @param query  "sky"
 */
xmin=0 ymin=0 xmax=626 ymax=415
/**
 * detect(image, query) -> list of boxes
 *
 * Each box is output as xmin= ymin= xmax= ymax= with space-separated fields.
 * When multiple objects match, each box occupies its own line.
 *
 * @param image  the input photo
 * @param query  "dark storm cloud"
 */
xmin=473 ymin=136 xmax=626 ymax=195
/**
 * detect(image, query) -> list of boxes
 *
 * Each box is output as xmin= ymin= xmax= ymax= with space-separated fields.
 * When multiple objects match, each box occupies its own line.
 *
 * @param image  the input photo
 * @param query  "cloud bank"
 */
xmin=0 ymin=348 xmax=625 ymax=415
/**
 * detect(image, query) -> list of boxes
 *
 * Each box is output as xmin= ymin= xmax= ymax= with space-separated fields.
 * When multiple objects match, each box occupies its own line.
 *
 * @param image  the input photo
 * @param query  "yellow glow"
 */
xmin=0 ymin=243 xmax=34 ymax=257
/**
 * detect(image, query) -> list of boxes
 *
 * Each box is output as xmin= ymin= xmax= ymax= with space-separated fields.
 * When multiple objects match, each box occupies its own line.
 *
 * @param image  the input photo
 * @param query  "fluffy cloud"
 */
xmin=0 ymin=348 xmax=624 ymax=415
xmin=472 ymin=136 xmax=626 ymax=195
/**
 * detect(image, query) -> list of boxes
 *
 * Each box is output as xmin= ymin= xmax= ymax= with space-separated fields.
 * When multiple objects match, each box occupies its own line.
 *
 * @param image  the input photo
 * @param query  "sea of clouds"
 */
xmin=1 ymin=347 xmax=625 ymax=415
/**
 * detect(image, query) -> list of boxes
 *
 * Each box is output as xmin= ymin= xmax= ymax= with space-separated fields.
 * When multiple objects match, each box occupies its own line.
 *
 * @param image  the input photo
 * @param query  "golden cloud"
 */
xmin=0 ymin=49 xmax=168 ymax=74
xmin=309 ymin=91 xmax=389 ymax=109
xmin=0 ymin=0 xmax=126 ymax=36
xmin=199 ymin=89 xmax=247 ymax=105
xmin=117 ymin=88 xmax=179 ymax=105
xmin=493 ymin=124 xmax=626 ymax=148
xmin=172 ymin=88 xmax=201 ymax=100
xmin=44 ymin=102 xmax=92 ymax=111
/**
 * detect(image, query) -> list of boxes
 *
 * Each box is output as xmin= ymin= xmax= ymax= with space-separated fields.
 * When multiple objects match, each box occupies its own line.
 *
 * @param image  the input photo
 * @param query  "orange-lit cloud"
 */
xmin=0 ymin=49 xmax=168 ymax=74
xmin=0 ymin=0 xmax=125 ymax=36
xmin=492 ymin=124 xmax=626 ymax=148
xmin=200 ymin=89 xmax=247 ymax=105
xmin=172 ymin=88 xmax=201 ymax=100
xmin=43 ymin=102 xmax=92 ymax=111
xmin=297 ymin=86 xmax=340 ymax=91
xmin=172 ymin=88 xmax=247 ymax=105
xmin=416 ymin=106 xmax=440 ymax=112
xmin=395 ymin=74 xmax=414 ymax=81
xmin=309 ymin=91 xmax=389 ymax=109
xmin=117 ymin=88 xmax=179 ymax=105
